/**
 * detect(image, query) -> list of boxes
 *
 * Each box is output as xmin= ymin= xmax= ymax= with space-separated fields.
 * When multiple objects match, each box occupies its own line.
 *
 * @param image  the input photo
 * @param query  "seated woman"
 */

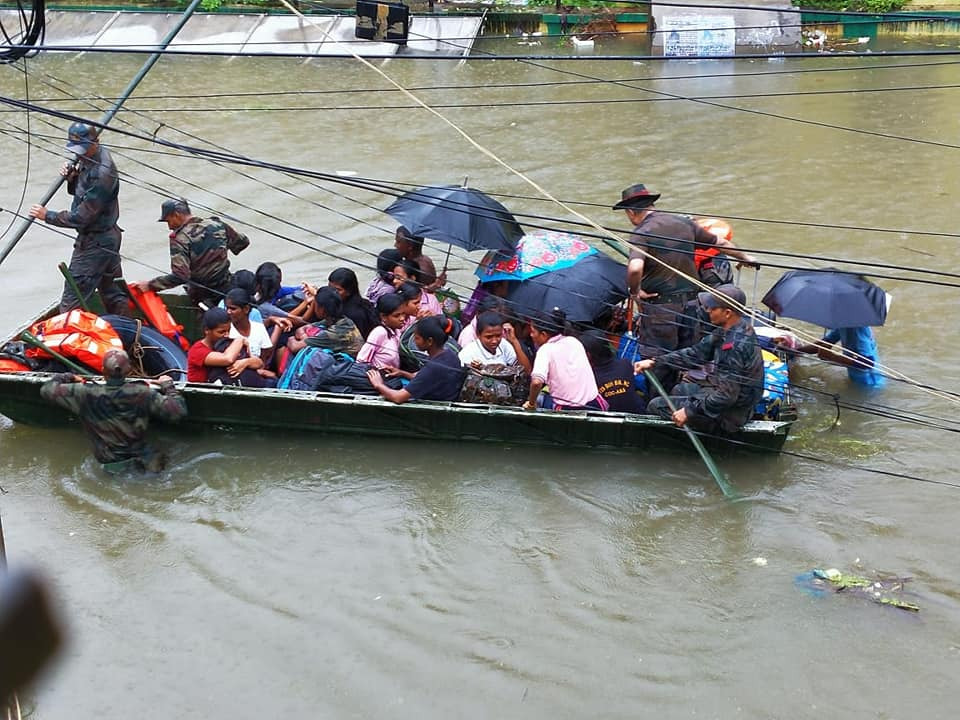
xmin=285 ymin=286 xmax=364 ymax=360
xmin=523 ymin=309 xmax=607 ymax=411
xmin=187 ymin=307 xmax=246 ymax=383
xmin=365 ymin=248 xmax=410 ymax=304
xmin=457 ymin=311 xmax=531 ymax=374
xmin=396 ymin=280 xmax=433 ymax=331
xmin=404 ymin=265 xmax=443 ymax=319
xmin=328 ymin=267 xmax=378 ymax=339
xmin=366 ymin=316 xmax=465 ymax=403
xmin=255 ymin=261 xmax=299 ymax=311
xmin=218 ymin=270 xmax=263 ymax=323
xmin=224 ymin=288 xmax=281 ymax=385
xmin=357 ymin=293 xmax=407 ymax=369
xmin=579 ymin=330 xmax=644 ymax=413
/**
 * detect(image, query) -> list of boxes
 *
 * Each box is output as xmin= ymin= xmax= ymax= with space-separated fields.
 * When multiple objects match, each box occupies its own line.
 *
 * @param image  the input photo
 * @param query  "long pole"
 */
xmin=0 ymin=0 xmax=204 ymax=266
xmin=644 ymin=370 xmax=736 ymax=499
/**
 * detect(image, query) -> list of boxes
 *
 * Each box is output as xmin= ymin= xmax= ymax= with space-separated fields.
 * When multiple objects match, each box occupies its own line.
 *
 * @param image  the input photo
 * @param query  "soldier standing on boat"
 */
xmin=40 ymin=349 xmax=187 ymax=473
xmin=634 ymin=284 xmax=763 ymax=434
xmin=134 ymin=198 xmax=250 ymax=309
xmin=615 ymin=183 xmax=758 ymax=387
xmin=28 ymin=122 xmax=128 ymax=315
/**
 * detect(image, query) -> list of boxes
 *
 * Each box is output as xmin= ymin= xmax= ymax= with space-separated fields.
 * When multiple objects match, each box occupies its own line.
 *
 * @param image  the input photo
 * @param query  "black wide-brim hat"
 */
xmin=613 ymin=183 xmax=661 ymax=210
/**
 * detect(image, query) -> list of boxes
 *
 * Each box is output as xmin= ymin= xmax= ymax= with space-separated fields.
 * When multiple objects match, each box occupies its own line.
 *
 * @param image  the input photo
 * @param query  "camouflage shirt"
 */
xmin=44 ymin=145 xmax=120 ymax=242
xmin=40 ymin=375 xmax=187 ymax=464
xmin=304 ymin=317 xmax=364 ymax=358
xmin=148 ymin=216 xmax=250 ymax=299
xmin=655 ymin=316 xmax=764 ymax=432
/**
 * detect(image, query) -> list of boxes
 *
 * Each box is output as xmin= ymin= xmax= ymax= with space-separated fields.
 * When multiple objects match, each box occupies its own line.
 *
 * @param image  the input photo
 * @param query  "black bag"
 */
xmin=459 ymin=364 xmax=529 ymax=406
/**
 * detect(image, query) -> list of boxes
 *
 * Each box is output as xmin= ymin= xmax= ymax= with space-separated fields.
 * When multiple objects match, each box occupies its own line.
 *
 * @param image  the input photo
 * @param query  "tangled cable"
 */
xmin=0 ymin=0 xmax=44 ymax=65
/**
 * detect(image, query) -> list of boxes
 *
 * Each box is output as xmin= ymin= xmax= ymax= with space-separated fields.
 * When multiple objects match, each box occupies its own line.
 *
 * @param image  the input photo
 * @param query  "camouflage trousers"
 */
xmin=60 ymin=230 xmax=128 ymax=315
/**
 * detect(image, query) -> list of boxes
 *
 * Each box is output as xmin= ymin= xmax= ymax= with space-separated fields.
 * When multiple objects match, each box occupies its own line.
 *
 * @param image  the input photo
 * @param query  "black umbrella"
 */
xmin=384 ymin=185 xmax=524 ymax=254
xmin=761 ymin=269 xmax=889 ymax=328
xmin=505 ymin=252 xmax=628 ymax=324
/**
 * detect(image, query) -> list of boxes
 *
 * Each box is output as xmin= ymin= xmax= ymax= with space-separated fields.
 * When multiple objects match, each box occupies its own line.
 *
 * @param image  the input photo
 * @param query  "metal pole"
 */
xmin=0 ymin=0 xmax=204 ymax=267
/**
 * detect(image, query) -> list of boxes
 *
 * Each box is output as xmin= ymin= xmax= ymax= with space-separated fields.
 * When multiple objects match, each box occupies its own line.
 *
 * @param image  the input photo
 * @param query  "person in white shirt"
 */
xmin=457 ymin=311 xmax=531 ymax=374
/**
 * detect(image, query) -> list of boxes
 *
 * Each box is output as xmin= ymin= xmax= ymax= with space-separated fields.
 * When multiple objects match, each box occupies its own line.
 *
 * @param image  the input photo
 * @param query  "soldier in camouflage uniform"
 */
xmin=40 ymin=349 xmax=188 ymax=473
xmin=135 ymin=198 xmax=249 ymax=309
xmin=29 ymin=122 xmax=128 ymax=314
xmin=634 ymin=284 xmax=763 ymax=434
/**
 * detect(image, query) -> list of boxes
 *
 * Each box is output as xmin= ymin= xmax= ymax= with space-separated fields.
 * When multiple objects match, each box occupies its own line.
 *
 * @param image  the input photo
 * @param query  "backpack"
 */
xmin=278 ymin=347 xmax=400 ymax=394
xmin=459 ymin=364 xmax=529 ymax=406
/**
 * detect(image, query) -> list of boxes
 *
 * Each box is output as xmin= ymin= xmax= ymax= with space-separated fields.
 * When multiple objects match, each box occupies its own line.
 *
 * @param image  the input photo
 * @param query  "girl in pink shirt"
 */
xmin=357 ymin=293 xmax=407 ymax=369
xmin=523 ymin=309 xmax=607 ymax=412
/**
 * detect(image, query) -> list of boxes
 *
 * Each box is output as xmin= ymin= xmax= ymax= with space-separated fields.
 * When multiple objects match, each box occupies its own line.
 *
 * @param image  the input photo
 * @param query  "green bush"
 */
xmin=791 ymin=0 xmax=907 ymax=13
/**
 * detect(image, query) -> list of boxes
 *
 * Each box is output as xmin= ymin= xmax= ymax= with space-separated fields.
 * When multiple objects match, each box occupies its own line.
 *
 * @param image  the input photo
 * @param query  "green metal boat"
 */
xmin=0 ymin=295 xmax=796 ymax=454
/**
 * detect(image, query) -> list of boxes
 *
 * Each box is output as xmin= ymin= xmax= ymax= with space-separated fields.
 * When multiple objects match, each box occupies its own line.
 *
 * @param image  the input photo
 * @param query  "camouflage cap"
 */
xmin=158 ymin=198 xmax=191 ymax=222
xmin=102 ymin=349 xmax=132 ymax=379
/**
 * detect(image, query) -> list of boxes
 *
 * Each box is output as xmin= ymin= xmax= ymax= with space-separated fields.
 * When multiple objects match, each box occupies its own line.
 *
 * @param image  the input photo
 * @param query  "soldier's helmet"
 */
xmin=65 ymin=122 xmax=98 ymax=155
xmin=102 ymin=349 xmax=132 ymax=380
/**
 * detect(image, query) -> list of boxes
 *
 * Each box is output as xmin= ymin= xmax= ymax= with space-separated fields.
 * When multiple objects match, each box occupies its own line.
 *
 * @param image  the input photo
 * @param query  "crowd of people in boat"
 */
xmin=181 ymin=216 xmax=771 ymax=435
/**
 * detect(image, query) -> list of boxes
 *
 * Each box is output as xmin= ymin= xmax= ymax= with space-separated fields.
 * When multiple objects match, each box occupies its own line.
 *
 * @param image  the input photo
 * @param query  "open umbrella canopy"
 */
xmin=761 ymin=269 xmax=890 ymax=328
xmin=474 ymin=229 xmax=598 ymax=283
xmin=384 ymin=185 xmax=524 ymax=254
xmin=505 ymin=252 xmax=627 ymax=324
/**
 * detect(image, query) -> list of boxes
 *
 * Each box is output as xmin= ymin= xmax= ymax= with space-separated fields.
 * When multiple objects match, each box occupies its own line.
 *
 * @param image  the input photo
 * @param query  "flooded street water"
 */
xmin=1 ymin=39 xmax=959 ymax=718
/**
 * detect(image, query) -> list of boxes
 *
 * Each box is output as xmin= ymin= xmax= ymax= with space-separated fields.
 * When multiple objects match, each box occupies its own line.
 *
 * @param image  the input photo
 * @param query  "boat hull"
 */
xmin=0 ymin=298 xmax=794 ymax=455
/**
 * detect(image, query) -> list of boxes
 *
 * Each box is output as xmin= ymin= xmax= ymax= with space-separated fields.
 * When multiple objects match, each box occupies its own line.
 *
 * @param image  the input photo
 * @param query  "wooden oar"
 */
xmin=20 ymin=331 xmax=91 ymax=376
xmin=644 ymin=370 xmax=736 ymax=499
xmin=58 ymin=262 xmax=91 ymax=312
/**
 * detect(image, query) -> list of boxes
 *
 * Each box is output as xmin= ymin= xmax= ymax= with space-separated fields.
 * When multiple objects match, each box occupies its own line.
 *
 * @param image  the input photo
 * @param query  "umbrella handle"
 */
xmin=750 ymin=266 xmax=759 ymax=327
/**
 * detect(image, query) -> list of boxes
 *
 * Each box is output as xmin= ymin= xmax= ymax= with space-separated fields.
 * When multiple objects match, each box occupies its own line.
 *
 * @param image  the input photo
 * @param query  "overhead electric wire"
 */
xmin=17 ymin=58 xmax=960 ymax=103
xmin=10 ymin=81 xmax=955 ymax=113
xmin=7 ymin=84 xmax=960 ymax=295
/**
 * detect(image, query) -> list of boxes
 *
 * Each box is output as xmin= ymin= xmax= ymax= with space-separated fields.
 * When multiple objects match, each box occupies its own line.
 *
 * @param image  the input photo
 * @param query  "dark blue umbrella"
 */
xmin=384 ymin=185 xmax=524 ymax=254
xmin=761 ymin=269 xmax=889 ymax=328
xmin=505 ymin=252 xmax=627 ymax=324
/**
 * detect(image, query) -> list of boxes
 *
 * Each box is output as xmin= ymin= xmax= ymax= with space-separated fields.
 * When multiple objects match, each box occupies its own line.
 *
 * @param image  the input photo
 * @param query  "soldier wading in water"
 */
xmin=40 ymin=350 xmax=188 ymax=473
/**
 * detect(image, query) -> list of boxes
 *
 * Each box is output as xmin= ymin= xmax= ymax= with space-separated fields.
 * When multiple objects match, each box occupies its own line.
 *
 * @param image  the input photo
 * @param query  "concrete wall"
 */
xmin=2 ymin=9 xmax=481 ymax=57
xmin=650 ymin=0 xmax=801 ymax=55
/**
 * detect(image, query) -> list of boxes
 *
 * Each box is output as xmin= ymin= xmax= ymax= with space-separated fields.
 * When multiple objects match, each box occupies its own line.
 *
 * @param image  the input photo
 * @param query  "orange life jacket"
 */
xmin=0 ymin=357 xmax=31 ymax=373
xmin=693 ymin=217 xmax=733 ymax=271
xmin=25 ymin=309 xmax=124 ymax=373
xmin=125 ymin=284 xmax=190 ymax=351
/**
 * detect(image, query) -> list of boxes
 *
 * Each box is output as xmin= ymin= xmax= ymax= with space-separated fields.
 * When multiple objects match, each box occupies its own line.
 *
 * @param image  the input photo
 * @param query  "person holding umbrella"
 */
xmin=762 ymin=269 xmax=889 ymax=388
xmin=615 ymin=183 xmax=758 ymax=385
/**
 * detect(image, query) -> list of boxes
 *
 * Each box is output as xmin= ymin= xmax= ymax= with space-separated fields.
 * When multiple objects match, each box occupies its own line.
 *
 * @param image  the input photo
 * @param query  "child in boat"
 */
xmin=224 ymin=288 xmax=279 ymax=385
xmin=285 ymin=286 xmax=364 ymax=360
xmin=328 ymin=267 xmax=378 ymax=339
xmin=366 ymin=315 xmax=465 ymax=403
xmin=357 ymin=293 xmax=407 ymax=369
xmin=187 ymin=307 xmax=246 ymax=383
xmin=397 ymin=281 xmax=433 ymax=331
xmin=255 ymin=261 xmax=299 ymax=310
xmin=458 ymin=295 xmax=502 ymax=348
xmin=579 ymin=330 xmax=643 ymax=413
xmin=458 ymin=311 xmax=531 ymax=374
xmin=404 ymin=265 xmax=443 ymax=318
xmin=366 ymin=248 xmax=410 ymax=304
xmin=523 ymin=308 xmax=607 ymax=411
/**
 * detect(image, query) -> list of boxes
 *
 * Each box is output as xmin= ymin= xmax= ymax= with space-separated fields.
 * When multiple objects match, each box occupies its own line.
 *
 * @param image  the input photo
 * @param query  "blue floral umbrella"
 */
xmin=474 ymin=229 xmax=598 ymax=283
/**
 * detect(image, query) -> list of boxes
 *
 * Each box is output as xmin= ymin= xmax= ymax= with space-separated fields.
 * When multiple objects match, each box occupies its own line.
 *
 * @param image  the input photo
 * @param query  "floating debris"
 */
xmin=796 ymin=567 xmax=919 ymax=612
